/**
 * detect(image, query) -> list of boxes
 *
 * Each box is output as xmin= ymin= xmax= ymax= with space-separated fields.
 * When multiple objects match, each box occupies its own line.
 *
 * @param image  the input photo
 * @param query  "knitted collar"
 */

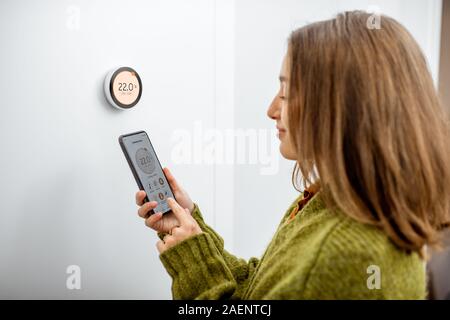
xmin=288 ymin=181 xmax=321 ymax=222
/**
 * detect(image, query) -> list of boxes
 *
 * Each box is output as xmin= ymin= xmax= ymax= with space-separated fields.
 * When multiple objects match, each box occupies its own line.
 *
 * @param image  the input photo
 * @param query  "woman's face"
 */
xmin=267 ymin=54 xmax=297 ymax=160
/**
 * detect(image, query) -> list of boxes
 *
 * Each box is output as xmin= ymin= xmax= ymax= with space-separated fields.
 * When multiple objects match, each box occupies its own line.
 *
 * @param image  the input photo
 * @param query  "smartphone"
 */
xmin=119 ymin=131 xmax=175 ymax=216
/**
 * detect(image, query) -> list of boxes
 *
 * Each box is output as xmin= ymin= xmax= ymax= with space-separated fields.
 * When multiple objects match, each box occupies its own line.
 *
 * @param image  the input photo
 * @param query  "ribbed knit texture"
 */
xmin=158 ymin=191 xmax=426 ymax=299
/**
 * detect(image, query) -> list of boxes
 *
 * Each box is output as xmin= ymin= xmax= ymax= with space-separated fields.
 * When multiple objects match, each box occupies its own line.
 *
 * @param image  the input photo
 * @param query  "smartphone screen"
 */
xmin=119 ymin=131 xmax=175 ymax=214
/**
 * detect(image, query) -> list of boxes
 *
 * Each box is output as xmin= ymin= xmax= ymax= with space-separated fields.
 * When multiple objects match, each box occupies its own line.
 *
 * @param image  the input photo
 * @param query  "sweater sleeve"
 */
xmin=158 ymin=204 xmax=260 ymax=300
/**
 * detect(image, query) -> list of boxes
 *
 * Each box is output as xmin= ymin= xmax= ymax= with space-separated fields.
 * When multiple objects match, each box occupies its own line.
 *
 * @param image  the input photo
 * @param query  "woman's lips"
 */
xmin=277 ymin=127 xmax=286 ymax=139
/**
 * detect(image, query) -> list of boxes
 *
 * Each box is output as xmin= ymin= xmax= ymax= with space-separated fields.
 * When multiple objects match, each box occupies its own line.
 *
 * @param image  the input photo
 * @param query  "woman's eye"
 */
xmin=279 ymin=95 xmax=286 ymax=100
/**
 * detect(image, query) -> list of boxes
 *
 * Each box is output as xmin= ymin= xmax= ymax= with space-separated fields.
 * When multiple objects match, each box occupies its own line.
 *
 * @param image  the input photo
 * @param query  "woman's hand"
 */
xmin=135 ymin=167 xmax=194 ymax=234
xmin=156 ymin=197 xmax=202 ymax=254
xmin=162 ymin=167 xmax=194 ymax=213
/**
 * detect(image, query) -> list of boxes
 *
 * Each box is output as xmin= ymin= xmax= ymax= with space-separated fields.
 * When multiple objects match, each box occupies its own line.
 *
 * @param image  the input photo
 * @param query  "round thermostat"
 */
xmin=104 ymin=67 xmax=142 ymax=109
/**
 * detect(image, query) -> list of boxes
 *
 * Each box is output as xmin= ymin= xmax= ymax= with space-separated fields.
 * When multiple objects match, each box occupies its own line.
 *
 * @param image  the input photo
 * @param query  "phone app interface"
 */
xmin=122 ymin=133 xmax=174 ymax=213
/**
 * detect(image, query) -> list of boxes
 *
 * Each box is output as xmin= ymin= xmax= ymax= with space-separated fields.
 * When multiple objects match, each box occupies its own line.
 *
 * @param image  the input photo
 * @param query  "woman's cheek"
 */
xmin=283 ymin=133 xmax=297 ymax=160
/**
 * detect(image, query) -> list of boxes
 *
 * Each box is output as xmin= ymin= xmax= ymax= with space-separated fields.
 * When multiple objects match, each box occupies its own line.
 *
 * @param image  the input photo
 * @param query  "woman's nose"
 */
xmin=267 ymin=96 xmax=281 ymax=120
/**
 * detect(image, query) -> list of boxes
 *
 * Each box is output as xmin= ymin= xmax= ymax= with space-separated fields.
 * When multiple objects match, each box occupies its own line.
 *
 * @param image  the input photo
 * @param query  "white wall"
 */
xmin=0 ymin=0 xmax=222 ymax=299
xmin=0 ymin=0 xmax=442 ymax=299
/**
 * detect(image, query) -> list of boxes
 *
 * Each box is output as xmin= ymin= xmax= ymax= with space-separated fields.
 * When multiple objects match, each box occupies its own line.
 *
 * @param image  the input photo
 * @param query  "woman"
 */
xmin=135 ymin=11 xmax=450 ymax=299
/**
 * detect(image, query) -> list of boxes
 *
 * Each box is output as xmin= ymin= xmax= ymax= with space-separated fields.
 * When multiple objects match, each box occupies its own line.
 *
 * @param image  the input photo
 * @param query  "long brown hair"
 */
xmin=287 ymin=11 xmax=450 ymax=257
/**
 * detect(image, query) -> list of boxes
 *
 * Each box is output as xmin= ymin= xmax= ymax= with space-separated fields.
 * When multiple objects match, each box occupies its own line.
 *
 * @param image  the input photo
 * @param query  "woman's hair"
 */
xmin=287 ymin=11 xmax=450 ymax=257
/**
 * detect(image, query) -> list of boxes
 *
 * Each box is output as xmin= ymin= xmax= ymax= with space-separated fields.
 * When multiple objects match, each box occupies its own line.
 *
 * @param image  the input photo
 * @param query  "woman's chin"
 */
xmin=279 ymin=142 xmax=296 ymax=160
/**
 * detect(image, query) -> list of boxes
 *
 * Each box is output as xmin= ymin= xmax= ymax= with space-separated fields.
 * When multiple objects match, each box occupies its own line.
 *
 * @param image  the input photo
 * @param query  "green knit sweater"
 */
xmin=158 ymin=191 xmax=426 ymax=299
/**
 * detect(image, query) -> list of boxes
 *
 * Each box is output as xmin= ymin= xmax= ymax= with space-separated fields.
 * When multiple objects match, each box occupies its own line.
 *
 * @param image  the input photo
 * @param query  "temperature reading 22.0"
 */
xmin=104 ymin=66 xmax=142 ymax=109
xmin=118 ymin=82 xmax=136 ymax=92
xmin=110 ymin=67 xmax=142 ymax=107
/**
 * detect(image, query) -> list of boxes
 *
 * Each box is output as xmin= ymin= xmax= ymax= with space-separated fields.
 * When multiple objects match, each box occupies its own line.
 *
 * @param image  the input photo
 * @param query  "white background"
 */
xmin=0 ymin=0 xmax=442 ymax=299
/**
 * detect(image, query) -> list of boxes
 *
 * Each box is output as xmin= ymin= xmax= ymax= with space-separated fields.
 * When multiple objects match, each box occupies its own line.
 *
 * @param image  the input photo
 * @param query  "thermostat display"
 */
xmin=104 ymin=67 xmax=142 ymax=109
